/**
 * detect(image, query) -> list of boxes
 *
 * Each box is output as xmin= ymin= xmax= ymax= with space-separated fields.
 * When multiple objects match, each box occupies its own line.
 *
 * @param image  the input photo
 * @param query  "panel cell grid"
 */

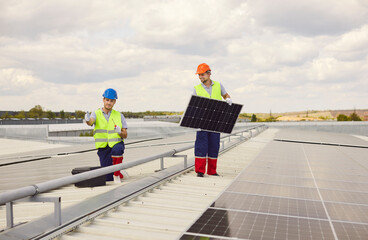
xmin=333 ymin=222 xmax=368 ymax=240
xmin=320 ymin=189 xmax=368 ymax=205
xmin=325 ymin=202 xmax=368 ymax=223
xmin=227 ymin=181 xmax=321 ymax=200
xmin=180 ymin=95 xmax=243 ymax=134
xmin=244 ymin=165 xmax=313 ymax=178
xmin=316 ymin=180 xmax=368 ymax=193
xmin=213 ymin=192 xmax=328 ymax=219
xmin=236 ymin=173 xmax=316 ymax=188
xmin=182 ymin=209 xmax=335 ymax=240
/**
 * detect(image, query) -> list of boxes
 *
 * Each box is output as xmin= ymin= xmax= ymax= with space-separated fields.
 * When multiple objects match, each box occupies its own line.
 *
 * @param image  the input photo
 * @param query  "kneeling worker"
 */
xmin=85 ymin=88 xmax=128 ymax=183
xmin=193 ymin=63 xmax=232 ymax=177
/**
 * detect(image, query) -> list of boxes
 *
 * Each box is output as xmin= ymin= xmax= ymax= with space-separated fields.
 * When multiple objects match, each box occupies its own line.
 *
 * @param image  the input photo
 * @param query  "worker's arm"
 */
xmin=120 ymin=113 xmax=128 ymax=139
xmin=85 ymin=112 xmax=96 ymax=126
xmin=222 ymin=93 xmax=231 ymax=99
xmin=114 ymin=125 xmax=127 ymax=139
xmin=85 ymin=117 xmax=95 ymax=126
xmin=222 ymin=93 xmax=232 ymax=105
xmin=120 ymin=128 xmax=127 ymax=139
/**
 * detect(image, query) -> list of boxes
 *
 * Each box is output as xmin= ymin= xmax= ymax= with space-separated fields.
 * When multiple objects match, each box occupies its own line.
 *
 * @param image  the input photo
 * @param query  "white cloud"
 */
xmin=0 ymin=0 xmax=367 ymax=113
xmin=248 ymin=0 xmax=368 ymax=36
xmin=307 ymin=57 xmax=362 ymax=83
xmin=130 ymin=0 xmax=250 ymax=46
xmin=0 ymin=1 xmax=133 ymax=38
xmin=323 ymin=24 xmax=368 ymax=61
xmin=0 ymin=68 xmax=42 ymax=95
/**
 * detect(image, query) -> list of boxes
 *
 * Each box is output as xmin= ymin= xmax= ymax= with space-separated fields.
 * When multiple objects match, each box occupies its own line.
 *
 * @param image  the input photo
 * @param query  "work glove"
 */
xmin=84 ymin=111 xmax=90 ymax=121
xmin=114 ymin=125 xmax=121 ymax=134
xmin=226 ymin=98 xmax=232 ymax=106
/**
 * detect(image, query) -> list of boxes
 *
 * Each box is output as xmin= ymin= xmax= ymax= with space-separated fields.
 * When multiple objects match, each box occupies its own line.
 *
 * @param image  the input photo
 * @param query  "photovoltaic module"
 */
xmin=179 ymin=95 xmax=243 ymax=134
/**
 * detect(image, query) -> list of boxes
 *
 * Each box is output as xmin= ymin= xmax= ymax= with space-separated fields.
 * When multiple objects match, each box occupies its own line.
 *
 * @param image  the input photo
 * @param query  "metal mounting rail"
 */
xmin=0 ymin=125 xmax=267 ymax=229
xmin=274 ymin=138 xmax=368 ymax=149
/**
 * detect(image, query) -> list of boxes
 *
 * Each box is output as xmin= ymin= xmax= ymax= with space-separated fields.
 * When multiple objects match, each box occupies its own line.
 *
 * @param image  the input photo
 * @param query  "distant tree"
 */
xmin=60 ymin=110 xmax=65 ymax=119
xmin=14 ymin=110 xmax=26 ymax=119
xmin=251 ymin=114 xmax=257 ymax=122
xmin=145 ymin=111 xmax=165 ymax=116
xmin=337 ymin=114 xmax=350 ymax=121
xmin=46 ymin=110 xmax=56 ymax=119
xmin=1 ymin=111 xmax=11 ymax=119
xmin=75 ymin=110 xmax=85 ymax=119
xmin=239 ymin=113 xmax=250 ymax=118
xmin=29 ymin=105 xmax=44 ymax=118
xmin=64 ymin=112 xmax=71 ymax=119
xmin=80 ymin=130 xmax=93 ymax=137
xmin=265 ymin=116 xmax=276 ymax=122
xmin=350 ymin=112 xmax=362 ymax=121
xmin=122 ymin=111 xmax=140 ymax=118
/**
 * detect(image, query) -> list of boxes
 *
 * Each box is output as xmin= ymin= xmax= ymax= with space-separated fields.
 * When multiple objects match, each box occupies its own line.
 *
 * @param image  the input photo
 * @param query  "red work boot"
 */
xmin=112 ymin=156 xmax=124 ymax=183
xmin=195 ymin=157 xmax=206 ymax=176
xmin=207 ymin=157 xmax=218 ymax=175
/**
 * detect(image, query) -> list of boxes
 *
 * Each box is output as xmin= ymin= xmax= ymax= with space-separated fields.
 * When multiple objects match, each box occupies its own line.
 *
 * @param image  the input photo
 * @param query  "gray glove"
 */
xmin=226 ymin=98 xmax=232 ymax=105
xmin=84 ymin=111 xmax=90 ymax=121
xmin=114 ymin=125 xmax=121 ymax=134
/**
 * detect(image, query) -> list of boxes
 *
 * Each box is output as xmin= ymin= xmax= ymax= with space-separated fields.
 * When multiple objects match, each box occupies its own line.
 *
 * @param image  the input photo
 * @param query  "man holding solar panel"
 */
xmin=193 ymin=63 xmax=232 ymax=177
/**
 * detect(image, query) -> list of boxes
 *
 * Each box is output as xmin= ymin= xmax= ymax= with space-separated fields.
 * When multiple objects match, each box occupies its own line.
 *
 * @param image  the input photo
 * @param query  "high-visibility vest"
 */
xmin=93 ymin=109 xmax=123 ymax=149
xmin=195 ymin=80 xmax=222 ymax=100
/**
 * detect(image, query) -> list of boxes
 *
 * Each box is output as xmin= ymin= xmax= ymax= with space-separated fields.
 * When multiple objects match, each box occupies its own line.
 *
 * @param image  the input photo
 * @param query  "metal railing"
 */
xmin=0 ymin=124 xmax=267 ymax=229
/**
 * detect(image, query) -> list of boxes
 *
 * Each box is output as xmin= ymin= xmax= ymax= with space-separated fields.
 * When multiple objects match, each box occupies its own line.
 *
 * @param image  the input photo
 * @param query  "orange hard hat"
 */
xmin=196 ymin=63 xmax=211 ymax=74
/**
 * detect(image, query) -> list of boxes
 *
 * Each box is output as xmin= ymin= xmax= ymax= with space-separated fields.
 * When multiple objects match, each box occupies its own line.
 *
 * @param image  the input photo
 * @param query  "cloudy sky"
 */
xmin=1 ymin=0 xmax=367 ymax=113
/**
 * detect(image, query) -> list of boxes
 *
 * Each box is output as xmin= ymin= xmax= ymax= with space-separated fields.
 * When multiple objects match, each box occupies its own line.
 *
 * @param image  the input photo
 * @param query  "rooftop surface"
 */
xmin=0 ymin=126 xmax=367 ymax=239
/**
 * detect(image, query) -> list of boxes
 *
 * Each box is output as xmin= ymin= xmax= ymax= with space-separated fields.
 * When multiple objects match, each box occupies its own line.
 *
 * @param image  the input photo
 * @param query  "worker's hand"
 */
xmin=84 ymin=111 xmax=90 ymax=121
xmin=226 ymin=98 xmax=232 ymax=105
xmin=114 ymin=125 xmax=121 ymax=134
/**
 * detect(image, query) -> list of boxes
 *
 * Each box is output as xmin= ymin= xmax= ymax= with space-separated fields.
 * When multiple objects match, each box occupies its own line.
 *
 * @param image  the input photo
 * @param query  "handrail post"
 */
xmin=184 ymin=155 xmax=187 ymax=168
xmin=160 ymin=157 xmax=164 ymax=171
xmin=54 ymin=197 xmax=62 ymax=226
xmin=6 ymin=196 xmax=61 ymax=229
xmin=6 ymin=202 xmax=14 ymax=229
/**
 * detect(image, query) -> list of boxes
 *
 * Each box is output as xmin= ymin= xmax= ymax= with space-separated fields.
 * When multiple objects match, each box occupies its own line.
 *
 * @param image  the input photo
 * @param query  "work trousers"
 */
xmin=194 ymin=131 xmax=220 ymax=174
xmin=97 ymin=141 xmax=125 ymax=181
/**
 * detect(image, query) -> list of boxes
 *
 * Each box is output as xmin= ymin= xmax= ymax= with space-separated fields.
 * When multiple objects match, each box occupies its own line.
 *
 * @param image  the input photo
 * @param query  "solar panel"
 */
xmin=179 ymin=129 xmax=368 ymax=239
xmin=180 ymin=95 xmax=243 ymax=134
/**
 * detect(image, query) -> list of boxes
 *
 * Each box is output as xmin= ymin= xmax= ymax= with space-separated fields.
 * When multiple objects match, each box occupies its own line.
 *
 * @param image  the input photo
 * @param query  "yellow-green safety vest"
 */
xmin=195 ymin=80 xmax=222 ymax=100
xmin=93 ymin=109 xmax=123 ymax=149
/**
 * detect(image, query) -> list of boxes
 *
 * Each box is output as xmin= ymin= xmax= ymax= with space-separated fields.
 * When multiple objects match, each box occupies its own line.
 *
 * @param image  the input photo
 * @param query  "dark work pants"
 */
xmin=97 ymin=141 xmax=125 ymax=181
xmin=195 ymin=131 xmax=220 ymax=158
xmin=194 ymin=131 xmax=220 ymax=174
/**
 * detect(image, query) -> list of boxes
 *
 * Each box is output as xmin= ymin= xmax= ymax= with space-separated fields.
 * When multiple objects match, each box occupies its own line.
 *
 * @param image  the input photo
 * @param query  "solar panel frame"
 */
xmin=180 ymin=95 xmax=243 ymax=134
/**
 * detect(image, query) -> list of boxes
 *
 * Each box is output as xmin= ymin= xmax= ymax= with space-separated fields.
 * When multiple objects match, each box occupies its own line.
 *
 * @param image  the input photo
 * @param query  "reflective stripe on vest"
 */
xmin=195 ymin=80 xmax=222 ymax=100
xmin=93 ymin=109 xmax=123 ymax=149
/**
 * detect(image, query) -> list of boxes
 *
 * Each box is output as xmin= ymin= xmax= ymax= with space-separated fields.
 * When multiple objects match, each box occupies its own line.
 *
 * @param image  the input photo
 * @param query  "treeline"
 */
xmin=336 ymin=113 xmax=362 ymax=121
xmin=0 ymin=105 xmax=85 ymax=119
xmin=121 ymin=111 xmax=181 ymax=118
xmin=3 ymin=106 xmax=362 ymax=122
xmin=0 ymin=105 xmax=182 ymax=119
xmin=241 ymin=112 xmax=363 ymax=122
xmin=238 ymin=113 xmax=274 ymax=122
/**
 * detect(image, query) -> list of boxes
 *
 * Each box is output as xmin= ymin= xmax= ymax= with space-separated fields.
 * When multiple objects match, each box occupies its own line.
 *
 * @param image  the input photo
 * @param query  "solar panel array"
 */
xmin=180 ymin=95 xmax=243 ymax=134
xmin=180 ymin=129 xmax=368 ymax=239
